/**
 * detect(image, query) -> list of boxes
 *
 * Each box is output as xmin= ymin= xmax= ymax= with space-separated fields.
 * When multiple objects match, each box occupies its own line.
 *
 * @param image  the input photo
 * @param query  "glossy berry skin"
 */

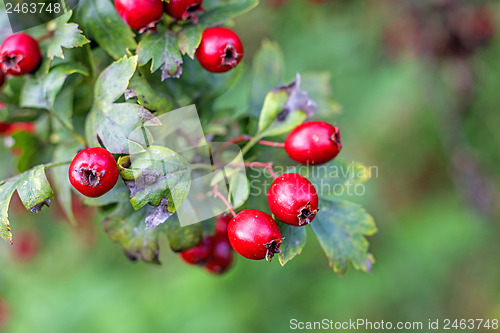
xmin=180 ymin=237 xmax=213 ymax=266
xmin=268 ymin=173 xmax=319 ymax=226
xmin=195 ymin=27 xmax=243 ymax=73
xmin=228 ymin=209 xmax=282 ymax=261
xmin=0 ymin=33 xmax=41 ymax=76
xmin=205 ymin=235 xmax=234 ymax=274
xmin=69 ymin=147 xmax=119 ymax=198
xmin=285 ymin=121 xmax=342 ymax=165
xmin=114 ymin=0 xmax=164 ymax=32
xmin=165 ymin=0 xmax=204 ymax=23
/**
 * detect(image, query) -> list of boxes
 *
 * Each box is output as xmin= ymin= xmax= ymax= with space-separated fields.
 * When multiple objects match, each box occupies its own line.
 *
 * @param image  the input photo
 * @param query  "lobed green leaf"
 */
xmin=311 ymin=198 xmax=377 ymax=275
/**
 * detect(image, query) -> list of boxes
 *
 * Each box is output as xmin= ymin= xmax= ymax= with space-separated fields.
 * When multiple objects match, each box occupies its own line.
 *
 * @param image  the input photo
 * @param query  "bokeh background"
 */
xmin=1 ymin=0 xmax=500 ymax=332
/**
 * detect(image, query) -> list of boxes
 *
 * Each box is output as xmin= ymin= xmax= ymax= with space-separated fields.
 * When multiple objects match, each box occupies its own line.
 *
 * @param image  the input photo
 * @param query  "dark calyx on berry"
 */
xmin=264 ymin=238 xmax=283 ymax=262
xmin=186 ymin=4 xmax=203 ymax=22
xmin=78 ymin=167 xmax=105 ymax=187
xmin=330 ymin=126 xmax=342 ymax=149
xmin=221 ymin=42 xmax=241 ymax=68
xmin=298 ymin=201 xmax=318 ymax=226
xmin=1 ymin=53 xmax=23 ymax=72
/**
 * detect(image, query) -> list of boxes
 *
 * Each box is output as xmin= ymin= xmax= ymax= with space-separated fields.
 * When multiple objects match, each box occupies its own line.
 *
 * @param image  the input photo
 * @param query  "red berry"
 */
xmin=285 ymin=121 xmax=342 ymax=165
xmin=179 ymin=236 xmax=213 ymax=266
xmin=114 ymin=0 xmax=164 ymax=32
xmin=214 ymin=214 xmax=231 ymax=237
xmin=228 ymin=209 xmax=282 ymax=261
xmin=69 ymin=147 xmax=119 ymax=198
xmin=0 ymin=122 xmax=36 ymax=136
xmin=165 ymin=0 xmax=204 ymax=23
xmin=268 ymin=173 xmax=319 ymax=226
xmin=205 ymin=235 xmax=234 ymax=274
xmin=0 ymin=33 xmax=41 ymax=76
xmin=195 ymin=27 xmax=243 ymax=73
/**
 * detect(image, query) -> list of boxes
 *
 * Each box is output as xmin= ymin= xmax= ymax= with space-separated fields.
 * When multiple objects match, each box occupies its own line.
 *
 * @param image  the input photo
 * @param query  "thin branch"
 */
xmin=213 ymin=184 xmax=236 ymax=218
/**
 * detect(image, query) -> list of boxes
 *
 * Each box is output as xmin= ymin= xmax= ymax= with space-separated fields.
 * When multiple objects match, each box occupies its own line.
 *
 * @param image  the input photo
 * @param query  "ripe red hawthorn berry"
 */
xmin=180 ymin=236 xmax=213 ymax=266
xmin=268 ymin=173 xmax=319 ymax=226
xmin=195 ymin=27 xmax=244 ymax=73
xmin=114 ymin=0 xmax=164 ymax=32
xmin=0 ymin=33 xmax=41 ymax=76
xmin=228 ymin=209 xmax=282 ymax=261
xmin=69 ymin=147 xmax=119 ymax=198
xmin=205 ymin=235 xmax=234 ymax=274
xmin=165 ymin=0 xmax=204 ymax=23
xmin=285 ymin=121 xmax=342 ymax=165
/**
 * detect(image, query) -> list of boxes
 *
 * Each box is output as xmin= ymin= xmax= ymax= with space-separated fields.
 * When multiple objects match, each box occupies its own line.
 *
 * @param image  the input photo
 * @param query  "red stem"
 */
xmin=244 ymin=162 xmax=277 ymax=179
xmin=37 ymin=31 xmax=55 ymax=43
xmin=228 ymin=135 xmax=285 ymax=148
xmin=213 ymin=185 xmax=237 ymax=218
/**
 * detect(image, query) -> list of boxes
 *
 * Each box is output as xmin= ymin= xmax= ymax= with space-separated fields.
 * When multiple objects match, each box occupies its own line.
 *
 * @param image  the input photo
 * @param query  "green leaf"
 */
xmin=310 ymin=198 xmax=377 ymax=275
xmin=250 ymin=40 xmax=285 ymax=117
xmin=77 ymin=0 xmax=137 ymax=59
xmin=20 ymin=63 xmax=88 ymax=110
xmin=16 ymin=166 xmax=53 ymax=213
xmin=124 ymin=146 xmax=191 ymax=212
xmin=126 ymin=76 xmax=173 ymax=113
xmin=200 ymin=0 xmax=259 ymax=26
xmin=137 ymin=31 xmax=183 ymax=80
xmin=103 ymin=203 xmax=161 ymax=264
xmin=257 ymin=74 xmax=317 ymax=138
xmin=277 ymin=221 xmax=306 ymax=266
xmin=94 ymin=56 xmax=137 ymax=106
xmin=0 ymin=165 xmax=54 ymax=243
xmin=162 ymin=214 xmax=203 ymax=252
xmin=298 ymin=159 xmax=373 ymax=198
xmin=178 ymin=24 xmax=203 ymax=59
xmin=257 ymin=90 xmax=289 ymax=133
xmin=85 ymin=56 xmax=161 ymax=153
xmin=0 ymin=177 xmax=20 ymax=244
xmin=46 ymin=10 xmax=90 ymax=59
xmin=51 ymin=141 xmax=84 ymax=225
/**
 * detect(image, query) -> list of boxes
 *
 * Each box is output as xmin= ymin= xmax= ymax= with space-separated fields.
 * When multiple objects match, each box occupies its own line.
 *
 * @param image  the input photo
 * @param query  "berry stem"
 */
xmin=243 ymin=162 xmax=277 ymax=179
xmin=36 ymin=31 xmax=55 ymax=43
xmin=217 ymin=134 xmax=284 ymax=157
xmin=228 ymin=135 xmax=285 ymax=148
xmin=213 ymin=184 xmax=236 ymax=218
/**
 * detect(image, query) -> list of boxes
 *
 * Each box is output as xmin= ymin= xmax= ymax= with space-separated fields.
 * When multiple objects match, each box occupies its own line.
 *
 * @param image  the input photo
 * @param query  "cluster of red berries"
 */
xmin=114 ymin=0 xmax=244 ymax=73
xmin=227 ymin=121 xmax=341 ymax=262
xmin=0 ymin=33 xmax=42 ymax=89
xmin=67 ymin=121 xmax=341 ymax=265
xmin=180 ymin=215 xmax=234 ymax=274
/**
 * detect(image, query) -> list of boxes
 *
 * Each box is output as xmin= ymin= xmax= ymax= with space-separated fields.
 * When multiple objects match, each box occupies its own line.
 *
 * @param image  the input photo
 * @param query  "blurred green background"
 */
xmin=1 ymin=0 xmax=500 ymax=332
